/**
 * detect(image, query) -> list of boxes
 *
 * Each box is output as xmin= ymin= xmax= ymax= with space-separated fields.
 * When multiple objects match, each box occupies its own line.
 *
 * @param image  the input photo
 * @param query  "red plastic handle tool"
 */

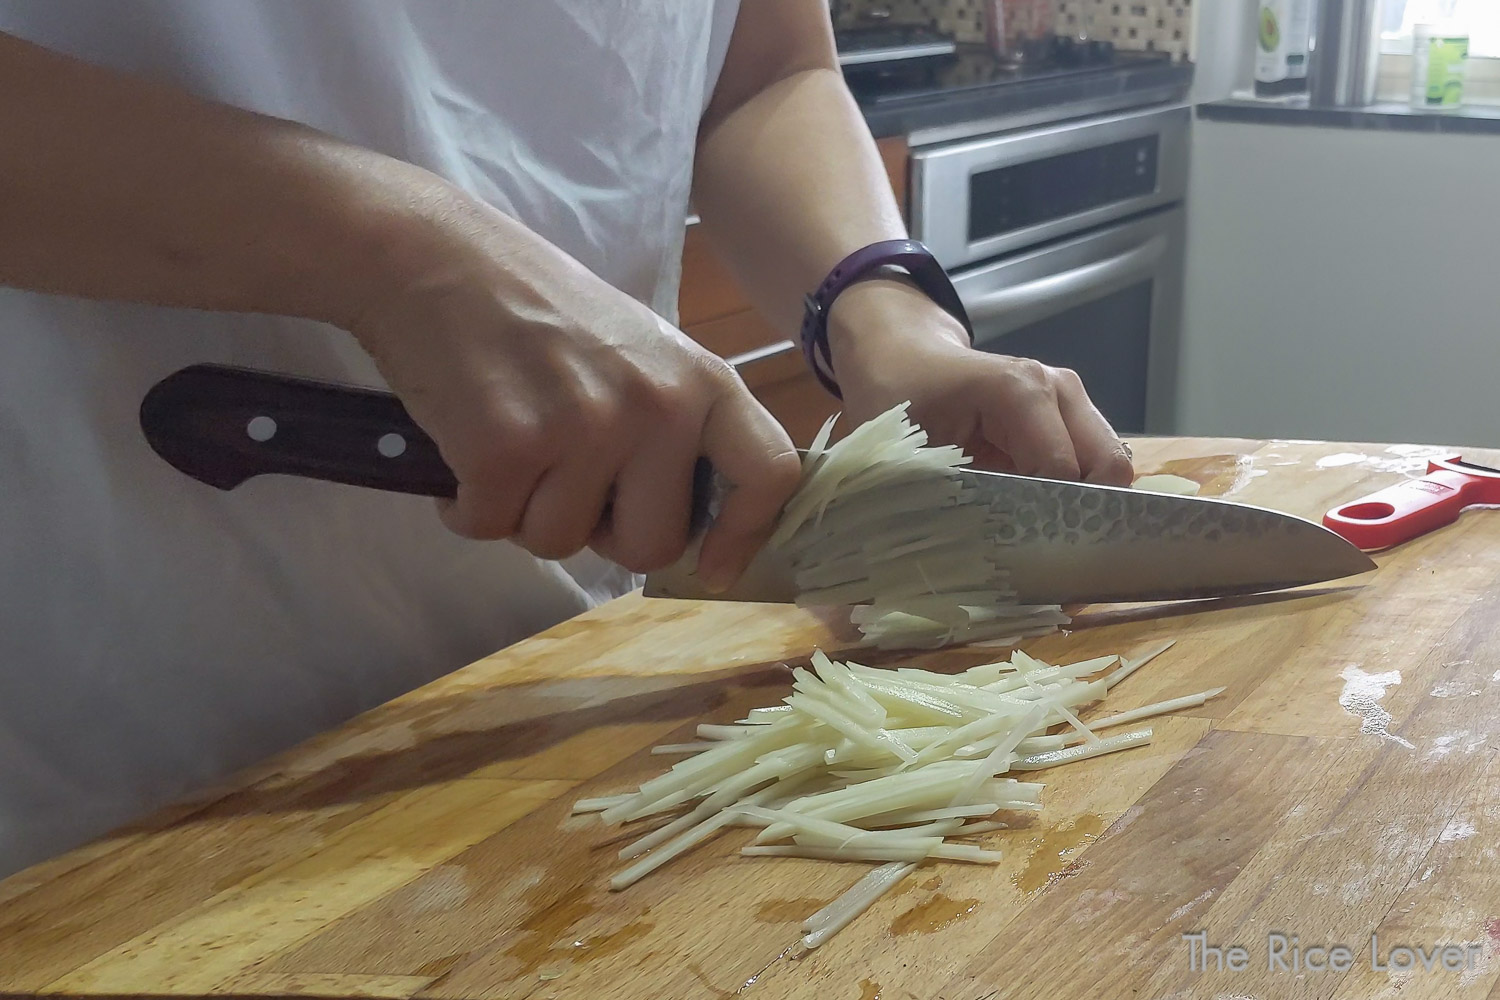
xmin=1324 ymin=455 xmax=1500 ymax=550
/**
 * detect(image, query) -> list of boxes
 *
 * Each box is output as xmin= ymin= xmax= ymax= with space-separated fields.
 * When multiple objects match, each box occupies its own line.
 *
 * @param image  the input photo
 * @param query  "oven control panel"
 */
xmin=910 ymin=104 xmax=1189 ymax=271
xmin=968 ymin=136 xmax=1159 ymax=243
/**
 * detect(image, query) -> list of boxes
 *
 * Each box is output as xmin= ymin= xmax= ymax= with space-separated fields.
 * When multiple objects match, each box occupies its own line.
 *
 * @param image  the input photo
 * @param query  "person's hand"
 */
xmin=825 ymin=277 xmax=1134 ymax=485
xmin=345 ymin=184 xmax=802 ymax=588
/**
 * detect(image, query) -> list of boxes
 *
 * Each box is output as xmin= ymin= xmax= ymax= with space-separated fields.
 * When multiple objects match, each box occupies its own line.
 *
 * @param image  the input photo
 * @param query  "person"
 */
xmin=0 ymin=0 xmax=1133 ymax=878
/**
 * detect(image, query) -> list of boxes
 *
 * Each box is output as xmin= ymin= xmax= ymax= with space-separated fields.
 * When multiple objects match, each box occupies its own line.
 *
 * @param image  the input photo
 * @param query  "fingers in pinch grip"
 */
xmin=980 ymin=360 xmax=1080 ymax=481
xmin=1054 ymin=368 xmax=1134 ymax=485
xmin=693 ymin=376 xmax=802 ymax=594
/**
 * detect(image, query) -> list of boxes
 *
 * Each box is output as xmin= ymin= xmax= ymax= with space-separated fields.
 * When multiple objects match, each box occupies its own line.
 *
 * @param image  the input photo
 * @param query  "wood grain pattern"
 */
xmin=5 ymin=436 xmax=1500 ymax=1000
xmin=47 ymin=779 xmax=575 ymax=997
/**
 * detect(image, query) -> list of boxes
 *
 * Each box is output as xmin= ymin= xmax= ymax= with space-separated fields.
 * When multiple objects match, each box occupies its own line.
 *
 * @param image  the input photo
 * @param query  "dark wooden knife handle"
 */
xmin=139 ymin=363 xmax=458 ymax=498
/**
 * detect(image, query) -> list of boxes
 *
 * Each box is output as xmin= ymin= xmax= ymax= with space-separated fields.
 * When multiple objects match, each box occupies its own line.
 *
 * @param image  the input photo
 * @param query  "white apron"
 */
xmin=0 ymin=0 xmax=741 ymax=877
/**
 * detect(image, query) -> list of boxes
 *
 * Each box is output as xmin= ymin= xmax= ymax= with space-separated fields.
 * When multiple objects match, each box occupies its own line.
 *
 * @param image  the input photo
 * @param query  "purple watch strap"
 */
xmin=799 ymin=239 xmax=973 ymax=399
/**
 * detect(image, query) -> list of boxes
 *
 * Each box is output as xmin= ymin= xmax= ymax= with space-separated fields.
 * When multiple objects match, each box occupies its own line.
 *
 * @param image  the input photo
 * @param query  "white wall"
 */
xmin=1179 ymin=0 xmax=1500 ymax=448
xmin=1176 ymin=119 xmax=1500 ymax=448
xmin=1190 ymin=0 xmax=1256 ymax=102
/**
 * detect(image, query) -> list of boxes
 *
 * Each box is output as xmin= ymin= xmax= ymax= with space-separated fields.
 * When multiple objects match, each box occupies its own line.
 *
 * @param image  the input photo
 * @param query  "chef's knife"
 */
xmin=140 ymin=363 xmax=1376 ymax=605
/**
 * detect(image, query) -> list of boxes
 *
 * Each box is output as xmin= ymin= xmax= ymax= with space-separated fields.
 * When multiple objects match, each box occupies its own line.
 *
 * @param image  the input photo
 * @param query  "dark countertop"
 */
xmin=1198 ymin=97 xmax=1500 ymax=136
xmin=849 ymin=45 xmax=1194 ymax=142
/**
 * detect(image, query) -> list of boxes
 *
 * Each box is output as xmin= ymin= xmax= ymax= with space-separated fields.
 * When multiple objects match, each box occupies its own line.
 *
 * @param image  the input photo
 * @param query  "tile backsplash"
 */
xmin=1064 ymin=0 xmax=1192 ymax=58
xmin=831 ymin=0 xmax=1193 ymax=60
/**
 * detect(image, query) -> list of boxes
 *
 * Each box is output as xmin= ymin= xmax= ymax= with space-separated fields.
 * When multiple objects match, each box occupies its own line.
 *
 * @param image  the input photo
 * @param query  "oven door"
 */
xmin=951 ymin=207 xmax=1184 ymax=435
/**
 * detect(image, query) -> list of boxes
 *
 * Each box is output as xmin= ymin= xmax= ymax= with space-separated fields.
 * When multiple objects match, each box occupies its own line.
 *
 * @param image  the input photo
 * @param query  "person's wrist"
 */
xmin=311 ymin=155 xmax=496 ymax=341
xmin=824 ymin=275 xmax=971 ymax=375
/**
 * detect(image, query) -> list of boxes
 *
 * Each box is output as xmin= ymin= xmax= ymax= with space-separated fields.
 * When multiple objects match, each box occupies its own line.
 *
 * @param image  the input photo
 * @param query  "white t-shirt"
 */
xmin=0 ymin=0 xmax=742 ymax=877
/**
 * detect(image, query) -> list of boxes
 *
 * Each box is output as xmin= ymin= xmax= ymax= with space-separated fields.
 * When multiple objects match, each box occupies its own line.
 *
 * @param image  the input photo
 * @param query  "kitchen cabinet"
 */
xmin=679 ymin=135 xmax=909 ymax=446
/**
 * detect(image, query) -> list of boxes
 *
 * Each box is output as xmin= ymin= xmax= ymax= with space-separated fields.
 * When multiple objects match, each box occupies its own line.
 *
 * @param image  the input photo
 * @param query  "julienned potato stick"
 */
xmin=577 ymin=639 xmax=1209 ymax=950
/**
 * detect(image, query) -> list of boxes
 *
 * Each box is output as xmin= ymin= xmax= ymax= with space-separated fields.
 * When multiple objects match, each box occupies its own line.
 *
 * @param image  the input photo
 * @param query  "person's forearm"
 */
xmin=693 ymin=68 xmax=903 ymax=334
xmin=0 ymin=34 xmax=804 ymax=576
xmin=0 ymin=32 xmax=463 ymax=327
xmin=691 ymin=3 xmax=966 ymax=363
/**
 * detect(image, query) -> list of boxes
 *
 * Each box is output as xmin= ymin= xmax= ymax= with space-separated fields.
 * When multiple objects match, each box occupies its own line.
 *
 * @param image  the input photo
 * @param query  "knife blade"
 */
xmin=140 ymin=364 xmax=1375 ymax=607
xmin=644 ymin=466 xmax=1377 ymax=605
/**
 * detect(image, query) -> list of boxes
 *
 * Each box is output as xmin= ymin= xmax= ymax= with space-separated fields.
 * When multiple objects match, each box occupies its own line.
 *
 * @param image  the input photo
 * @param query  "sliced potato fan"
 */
xmin=766 ymin=405 xmax=1205 ymax=650
xmin=770 ymin=405 xmax=1068 ymax=650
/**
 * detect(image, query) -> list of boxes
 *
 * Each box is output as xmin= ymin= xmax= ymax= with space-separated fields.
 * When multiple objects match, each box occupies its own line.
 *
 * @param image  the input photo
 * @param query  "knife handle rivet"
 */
xmin=246 ymin=415 xmax=277 ymax=443
xmin=377 ymin=432 xmax=408 ymax=459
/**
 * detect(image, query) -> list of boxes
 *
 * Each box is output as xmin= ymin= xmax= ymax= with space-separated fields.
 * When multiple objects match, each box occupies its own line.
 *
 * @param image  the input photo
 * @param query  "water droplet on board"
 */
xmin=889 ymin=894 xmax=982 ymax=935
xmin=1013 ymin=814 xmax=1105 ymax=894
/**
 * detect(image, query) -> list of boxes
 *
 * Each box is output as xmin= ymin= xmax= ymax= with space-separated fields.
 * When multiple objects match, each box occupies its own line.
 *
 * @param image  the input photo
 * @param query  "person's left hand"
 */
xmin=826 ymin=277 xmax=1134 ymax=485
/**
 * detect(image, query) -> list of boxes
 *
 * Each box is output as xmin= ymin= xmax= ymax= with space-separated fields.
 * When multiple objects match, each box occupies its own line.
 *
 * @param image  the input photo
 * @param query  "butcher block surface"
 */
xmin=6 ymin=437 xmax=1500 ymax=1000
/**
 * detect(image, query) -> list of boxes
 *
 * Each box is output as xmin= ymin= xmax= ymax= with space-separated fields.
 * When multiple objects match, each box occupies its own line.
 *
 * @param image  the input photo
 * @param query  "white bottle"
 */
xmin=1255 ymin=0 xmax=1313 ymax=98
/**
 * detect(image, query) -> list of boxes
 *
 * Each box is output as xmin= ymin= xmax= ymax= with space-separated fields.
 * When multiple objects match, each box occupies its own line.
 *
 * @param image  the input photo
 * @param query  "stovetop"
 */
xmin=835 ymin=23 xmax=958 ymax=65
xmin=843 ymin=43 xmax=1176 ymax=109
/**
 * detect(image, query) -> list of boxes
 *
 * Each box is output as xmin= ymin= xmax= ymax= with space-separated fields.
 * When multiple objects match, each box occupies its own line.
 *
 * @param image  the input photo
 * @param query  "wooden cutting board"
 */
xmin=5 ymin=437 xmax=1500 ymax=1000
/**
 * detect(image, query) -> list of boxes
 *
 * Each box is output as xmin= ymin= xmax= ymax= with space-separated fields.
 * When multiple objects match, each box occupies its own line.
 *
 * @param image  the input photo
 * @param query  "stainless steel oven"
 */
xmin=910 ymin=104 xmax=1190 ymax=434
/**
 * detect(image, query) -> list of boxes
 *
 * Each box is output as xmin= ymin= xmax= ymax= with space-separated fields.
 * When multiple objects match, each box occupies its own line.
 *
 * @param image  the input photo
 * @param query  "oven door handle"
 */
xmin=962 ymin=235 xmax=1168 ymax=340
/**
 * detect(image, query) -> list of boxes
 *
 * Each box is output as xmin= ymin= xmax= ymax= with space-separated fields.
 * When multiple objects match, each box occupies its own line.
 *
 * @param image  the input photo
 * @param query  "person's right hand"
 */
xmin=345 ymin=182 xmax=802 ymax=591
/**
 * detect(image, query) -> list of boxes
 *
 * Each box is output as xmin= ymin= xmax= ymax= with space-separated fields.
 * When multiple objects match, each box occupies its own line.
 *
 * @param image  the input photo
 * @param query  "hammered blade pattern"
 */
xmin=966 ymin=472 xmax=1375 ymax=604
xmin=983 ymin=477 xmax=1308 ymax=549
